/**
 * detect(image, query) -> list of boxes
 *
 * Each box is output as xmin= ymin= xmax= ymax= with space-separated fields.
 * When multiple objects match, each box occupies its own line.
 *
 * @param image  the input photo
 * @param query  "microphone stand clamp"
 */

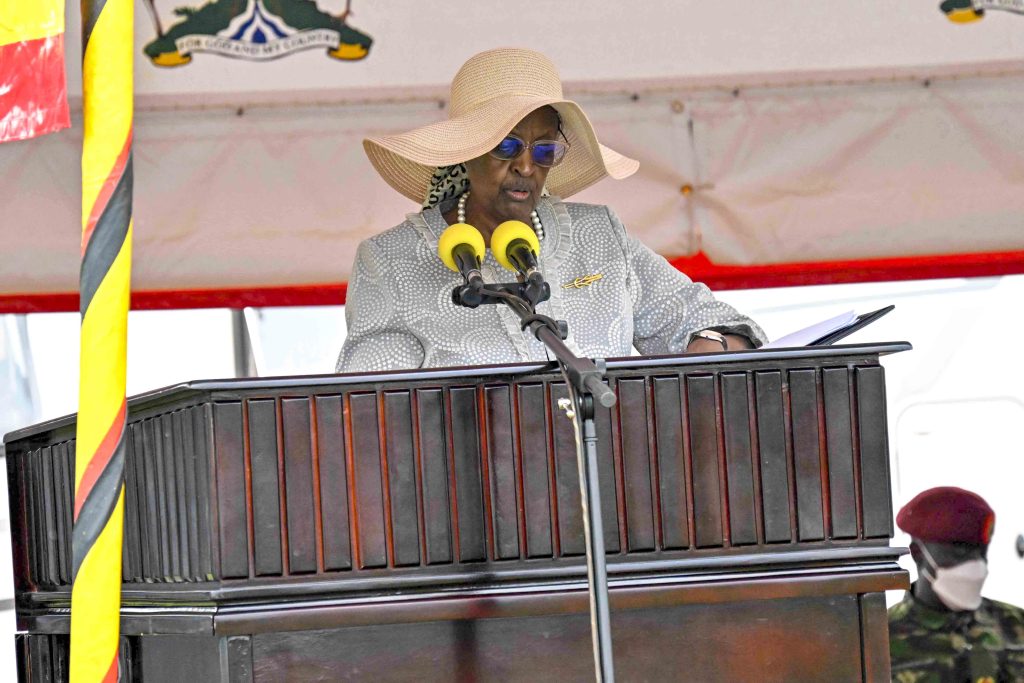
xmin=452 ymin=280 xmax=551 ymax=309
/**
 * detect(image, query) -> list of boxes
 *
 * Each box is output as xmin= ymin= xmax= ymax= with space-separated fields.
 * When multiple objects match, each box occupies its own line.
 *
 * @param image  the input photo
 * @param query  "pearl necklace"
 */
xmin=457 ymin=191 xmax=544 ymax=240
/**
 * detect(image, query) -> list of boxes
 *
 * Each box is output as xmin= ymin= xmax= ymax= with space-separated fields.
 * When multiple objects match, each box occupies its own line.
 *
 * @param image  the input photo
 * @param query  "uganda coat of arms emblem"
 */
xmin=142 ymin=0 xmax=372 ymax=67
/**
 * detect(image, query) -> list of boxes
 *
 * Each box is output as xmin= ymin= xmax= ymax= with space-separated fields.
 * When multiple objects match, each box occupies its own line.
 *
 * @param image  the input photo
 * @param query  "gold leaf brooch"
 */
xmin=562 ymin=274 xmax=604 ymax=289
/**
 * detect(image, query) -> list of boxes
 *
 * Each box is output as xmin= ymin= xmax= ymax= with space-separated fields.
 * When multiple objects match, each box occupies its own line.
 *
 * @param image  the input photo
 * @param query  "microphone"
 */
xmin=492 ymin=220 xmax=543 ymax=294
xmin=438 ymin=223 xmax=487 ymax=306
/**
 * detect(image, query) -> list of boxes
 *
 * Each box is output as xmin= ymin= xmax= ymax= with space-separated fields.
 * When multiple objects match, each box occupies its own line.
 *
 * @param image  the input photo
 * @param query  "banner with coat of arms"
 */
xmin=141 ymin=0 xmax=372 ymax=66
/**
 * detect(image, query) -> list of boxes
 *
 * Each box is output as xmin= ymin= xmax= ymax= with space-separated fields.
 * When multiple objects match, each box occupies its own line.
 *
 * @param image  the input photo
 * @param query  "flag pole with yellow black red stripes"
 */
xmin=71 ymin=0 xmax=133 ymax=678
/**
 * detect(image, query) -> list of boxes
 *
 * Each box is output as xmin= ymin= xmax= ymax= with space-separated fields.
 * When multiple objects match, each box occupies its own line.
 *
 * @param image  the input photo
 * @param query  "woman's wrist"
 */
xmin=686 ymin=330 xmax=754 ymax=353
xmin=692 ymin=329 xmax=729 ymax=351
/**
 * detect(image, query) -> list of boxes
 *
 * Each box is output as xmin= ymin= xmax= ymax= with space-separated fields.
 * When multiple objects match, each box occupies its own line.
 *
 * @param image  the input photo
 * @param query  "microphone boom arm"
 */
xmin=499 ymin=294 xmax=615 ymax=408
xmin=449 ymin=277 xmax=617 ymax=683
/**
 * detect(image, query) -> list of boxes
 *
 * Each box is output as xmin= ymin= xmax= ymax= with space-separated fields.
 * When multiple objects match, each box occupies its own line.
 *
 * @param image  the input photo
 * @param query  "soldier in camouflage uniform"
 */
xmin=889 ymin=487 xmax=1024 ymax=682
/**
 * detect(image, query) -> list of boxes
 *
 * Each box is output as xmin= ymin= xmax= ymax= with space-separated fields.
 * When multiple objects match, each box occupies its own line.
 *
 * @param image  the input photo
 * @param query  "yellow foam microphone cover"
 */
xmin=491 ymin=220 xmax=540 ymax=272
xmin=437 ymin=223 xmax=486 ymax=272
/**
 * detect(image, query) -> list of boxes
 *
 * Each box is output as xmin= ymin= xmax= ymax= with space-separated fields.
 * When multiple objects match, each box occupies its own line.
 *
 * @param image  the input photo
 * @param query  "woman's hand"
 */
xmin=685 ymin=332 xmax=754 ymax=354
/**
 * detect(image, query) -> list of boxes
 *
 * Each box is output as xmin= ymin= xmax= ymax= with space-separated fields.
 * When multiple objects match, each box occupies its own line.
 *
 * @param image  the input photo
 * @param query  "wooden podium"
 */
xmin=5 ymin=344 xmax=909 ymax=682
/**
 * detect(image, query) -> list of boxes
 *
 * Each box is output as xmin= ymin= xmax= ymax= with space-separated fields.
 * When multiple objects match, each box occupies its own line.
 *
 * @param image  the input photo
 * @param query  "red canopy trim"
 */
xmin=2 ymin=250 xmax=1023 ymax=314
xmin=669 ymin=249 xmax=1024 ymax=291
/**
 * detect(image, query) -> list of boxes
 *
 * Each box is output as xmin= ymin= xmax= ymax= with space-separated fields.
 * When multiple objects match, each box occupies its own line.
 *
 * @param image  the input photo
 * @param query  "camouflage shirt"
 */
xmin=889 ymin=587 xmax=1024 ymax=682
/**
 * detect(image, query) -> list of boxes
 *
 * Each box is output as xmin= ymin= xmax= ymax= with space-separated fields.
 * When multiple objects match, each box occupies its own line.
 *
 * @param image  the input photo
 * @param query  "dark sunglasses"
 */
xmin=489 ymin=134 xmax=569 ymax=167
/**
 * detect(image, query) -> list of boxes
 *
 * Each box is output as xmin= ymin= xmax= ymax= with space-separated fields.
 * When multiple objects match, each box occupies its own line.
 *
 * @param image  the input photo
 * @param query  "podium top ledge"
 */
xmin=3 ymin=341 xmax=910 ymax=445
xmin=143 ymin=340 xmax=910 ymax=393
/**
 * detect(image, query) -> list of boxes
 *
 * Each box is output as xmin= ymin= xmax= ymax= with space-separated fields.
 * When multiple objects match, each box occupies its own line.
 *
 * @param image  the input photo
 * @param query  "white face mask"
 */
xmin=918 ymin=543 xmax=988 ymax=611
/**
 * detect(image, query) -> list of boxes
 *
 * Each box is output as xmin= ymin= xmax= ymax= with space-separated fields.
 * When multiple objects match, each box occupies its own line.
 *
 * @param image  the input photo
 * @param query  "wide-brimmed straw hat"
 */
xmin=363 ymin=47 xmax=639 ymax=203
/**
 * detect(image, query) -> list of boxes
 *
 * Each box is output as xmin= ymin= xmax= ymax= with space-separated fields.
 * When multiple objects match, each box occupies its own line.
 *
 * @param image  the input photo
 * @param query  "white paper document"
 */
xmin=762 ymin=310 xmax=857 ymax=349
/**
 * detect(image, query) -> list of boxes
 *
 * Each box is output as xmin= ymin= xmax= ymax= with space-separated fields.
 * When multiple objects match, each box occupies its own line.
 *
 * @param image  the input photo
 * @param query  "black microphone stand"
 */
xmin=452 ymin=277 xmax=616 ymax=683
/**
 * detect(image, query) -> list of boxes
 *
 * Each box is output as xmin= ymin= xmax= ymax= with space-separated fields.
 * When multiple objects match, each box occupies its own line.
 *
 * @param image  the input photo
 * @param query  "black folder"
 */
xmin=810 ymin=305 xmax=895 ymax=346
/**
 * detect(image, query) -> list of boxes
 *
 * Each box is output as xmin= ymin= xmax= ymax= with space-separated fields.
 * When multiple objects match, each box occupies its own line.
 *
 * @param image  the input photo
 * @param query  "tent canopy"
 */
xmin=3 ymin=0 xmax=1023 ymax=312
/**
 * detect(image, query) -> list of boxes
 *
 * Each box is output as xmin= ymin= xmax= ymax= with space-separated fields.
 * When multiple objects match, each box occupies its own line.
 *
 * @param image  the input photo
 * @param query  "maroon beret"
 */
xmin=896 ymin=487 xmax=995 ymax=545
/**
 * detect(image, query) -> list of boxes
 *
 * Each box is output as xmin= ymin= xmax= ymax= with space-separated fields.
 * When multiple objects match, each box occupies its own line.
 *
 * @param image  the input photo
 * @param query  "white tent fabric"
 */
xmin=2 ymin=68 xmax=1023 ymax=296
xmin=687 ymin=75 xmax=1024 ymax=264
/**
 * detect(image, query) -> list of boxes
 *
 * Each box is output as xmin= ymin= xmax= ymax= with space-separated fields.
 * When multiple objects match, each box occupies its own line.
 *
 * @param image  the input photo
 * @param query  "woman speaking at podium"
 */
xmin=336 ymin=48 xmax=765 ymax=373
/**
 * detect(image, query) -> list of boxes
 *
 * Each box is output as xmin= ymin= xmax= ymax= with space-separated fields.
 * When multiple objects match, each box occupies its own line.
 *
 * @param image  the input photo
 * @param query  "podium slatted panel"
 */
xmin=136 ymin=421 xmax=157 ymax=580
xmin=789 ymin=369 xmax=825 ymax=542
xmin=313 ymin=395 xmax=353 ymax=571
xmin=170 ymin=412 xmax=191 ymax=580
xmin=687 ymin=375 xmax=724 ymax=548
xmin=122 ymin=432 xmax=142 ymax=581
xmin=55 ymin=443 xmax=73 ymax=585
xmin=176 ymin=411 xmax=198 ymax=578
xmin=348 ymin=392 xmax=388 ymax=569
xmin=8 ymin=353 xmax=901 ymax=589
xmin=449 ymin=387 xmax=486 ymax=562
xmin=722 ymin=373 xmax=758 ymax=546
xmin=148 ymin=423 xmax=166 ymax=581
xmin=213 ymin=402 xmax=248 ymax=580
xmin=248 ymin=399 xmax=282 ymax=577
xmin=145 ymin=418 xmax=168 ymax=579
xmin=167 ymin=413 xmax=183 ymax=578
xmin=129 ymin=424 xmax=148 ymax=580
xmin=282 ymin=398 xmax=318 ymax=574
xmin=549 ymin=383 xmax=582 ymax=557
xmin=754 ymin=371 xmax=792 ymax=544
xmin=193 ymin=405 xmax=215 ymax=581
xmin=39 ymin=447 xmax=59 ymax=586
xmin=22 ymin=443 xmax=72 ymax=590
xmin=617 ymin=378 xmax=655 ymax=552
xmin=856 ymin=366 xmax=894 ymax=538
xmin=156 ymin=415 xmax=176 ymax=578
xmin=823 ymin=368 xmax=859 ymax=539
xmin=413 ymin=389 xmax=451 ymax=565
xmin=383 ymin=391 xmax=421 ymax=567
xmin=26 ymin=449 xmax=41 ymax=586
xmin=652 ymin=376 xmax=687 ymax=550
xmin=515 ymin=383 xmax=553 ymax=559
xmin=484 ymin=386 xmax=520 ymax=561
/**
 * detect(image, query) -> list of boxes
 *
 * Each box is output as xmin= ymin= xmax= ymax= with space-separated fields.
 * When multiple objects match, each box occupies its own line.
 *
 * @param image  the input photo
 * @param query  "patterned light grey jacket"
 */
xmin=336 ymin=197 xmax=766 ymax=373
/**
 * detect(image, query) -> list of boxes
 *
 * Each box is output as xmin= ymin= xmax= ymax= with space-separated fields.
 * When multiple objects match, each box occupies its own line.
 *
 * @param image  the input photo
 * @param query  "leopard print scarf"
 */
xmin=422 ymin=164 xmax=469 ymax=209
xmin=421 ymin=164 xmax=551 ymax=209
